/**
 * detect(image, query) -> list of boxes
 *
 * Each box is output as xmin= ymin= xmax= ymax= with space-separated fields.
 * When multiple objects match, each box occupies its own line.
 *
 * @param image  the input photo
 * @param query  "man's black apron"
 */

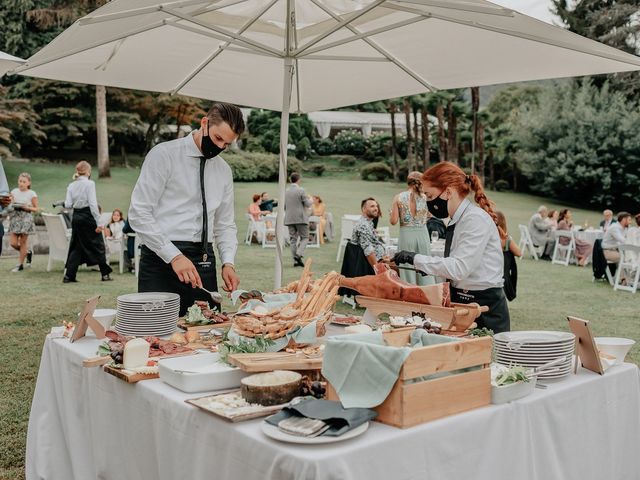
xmin=444 ymin=222 xmax=510 ymax=333
xmin=65 ymin=206 xmax=112 ymax=278
xmin=138 ymin=156 xmax=219 ymax=317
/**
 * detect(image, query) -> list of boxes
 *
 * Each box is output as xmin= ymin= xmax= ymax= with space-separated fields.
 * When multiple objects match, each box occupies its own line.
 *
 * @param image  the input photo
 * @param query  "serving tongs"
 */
xmin=526 ymin=356 xmax=571 ymax=388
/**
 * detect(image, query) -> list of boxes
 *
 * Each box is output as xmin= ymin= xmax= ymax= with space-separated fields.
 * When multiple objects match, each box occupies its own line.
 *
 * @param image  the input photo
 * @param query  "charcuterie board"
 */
xmin=177 ymin=319 xmax=233 ymax=332
xmin=227 ymin=352 xmax=323 ymax=373
xmin=103 ymin=364 xmax=159 ymax=383
xmin=186 ymin=390 xmax=285 ymax=422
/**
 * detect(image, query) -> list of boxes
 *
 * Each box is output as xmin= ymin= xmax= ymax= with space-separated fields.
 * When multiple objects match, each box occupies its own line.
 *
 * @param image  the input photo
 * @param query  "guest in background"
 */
xmin=625 ymin=214 xmax=640 ymax=264
xmin=9 ymin=172 xmax=38 ymax=272
xmin=351 ymin=198 xmax=386 ymax=267
xmin=248 ymin=194 xmax=268 ymax=221
xmin=63 ymin=161 xmax=113 ymax=283
xmin=259 ymin=192 xmax=278 ymax=213
xmin=546 ymin=209 xmax=559 ymax=229
xmin=557 ymin=209 xmax=592 ymax=266
xmin=600 ymin=209 xmax=616 ymax=232
xmin=389 ymin=171 xmax=433 ymax=285
xmin=311 ymin=195 xmax=327 ymax=245
xmin=372 ymin=200 xmax=383 ymax=229
xmin=105 ymin=208 xmax=125 ymax=240
xmin=528 ymin=205 xmax=552 ymax=260
xmin=496 ymin=211 xmax=520 ymax=301
xmin=284 ymin=172 xmax=312 ymax=267
xmin=601 ymin=211 xmax=632 ymax=264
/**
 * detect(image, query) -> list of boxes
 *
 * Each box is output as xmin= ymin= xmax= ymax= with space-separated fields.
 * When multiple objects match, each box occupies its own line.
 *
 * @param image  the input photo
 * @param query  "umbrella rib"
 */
xmin=308 ymin=0 xmax=436 ymax=91
xmin=162 ymin=5 xmax=282 ymax=57
xmin=78 ymin=0 xmax=215 ymax=25
xmin=170 ymin=0 xmax=280 ymax=94
xmin=391 ymin=0 xmax=513 ymax=17
xmin=299 ymin=15 xmax=429 ymax=57
xmin=385 ymin=4 xmax=640 ymax=67
xmin=304 ymin=55 xmax=388 ymax=61
xmin=294 ymin=0 xmax=388 ymax=56
xmin=291 ymin=2 xmax=302 ymax=113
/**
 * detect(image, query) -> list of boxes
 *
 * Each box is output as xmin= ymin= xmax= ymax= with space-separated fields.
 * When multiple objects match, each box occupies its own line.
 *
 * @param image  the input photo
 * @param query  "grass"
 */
xmin=1 ymin=160 xmax=638 ymax=480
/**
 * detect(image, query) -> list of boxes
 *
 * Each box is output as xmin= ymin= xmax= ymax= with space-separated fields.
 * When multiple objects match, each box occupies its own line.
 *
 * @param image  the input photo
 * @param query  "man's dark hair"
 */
xmin=206 ymin=102 xmax=245 ymax=135
xmin=261 ymin=192 xmax=268 ymax=197
xmin=617 ymin=211 xmax=632 ymax=222
xmin=290 ymin=172 xmax=301 ymax=183
xmin=361 ymin=197 xmax=376 ymax=209
xmin=635 ymin=213 xmax=640 ymax=227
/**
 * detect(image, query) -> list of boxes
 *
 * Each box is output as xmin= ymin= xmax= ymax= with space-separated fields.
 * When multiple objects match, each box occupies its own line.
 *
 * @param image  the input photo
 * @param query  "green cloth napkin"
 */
xmin=265 ymin=398 xmax=377 ymax=436
xmin=322 ymin=329 xmax=459 ymax=408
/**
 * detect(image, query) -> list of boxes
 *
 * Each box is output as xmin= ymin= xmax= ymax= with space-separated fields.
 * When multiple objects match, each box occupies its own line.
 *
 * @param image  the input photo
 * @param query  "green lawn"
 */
xmin=1 ymin=160 xmax=638 ymax=480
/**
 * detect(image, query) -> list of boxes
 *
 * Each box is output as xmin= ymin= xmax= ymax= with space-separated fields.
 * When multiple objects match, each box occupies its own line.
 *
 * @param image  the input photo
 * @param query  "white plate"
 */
xmin=261 ymin=421 xmax=369 ymax=444
xmin=494 ymin=350 xmax=574 ymax=359
xmin=494 ymin=331 xmax=575 ymax=344
xmin=158 ymin=353 xmax=248 ymax=393
xmin=117 ymin=292 xmax=180 ymax=303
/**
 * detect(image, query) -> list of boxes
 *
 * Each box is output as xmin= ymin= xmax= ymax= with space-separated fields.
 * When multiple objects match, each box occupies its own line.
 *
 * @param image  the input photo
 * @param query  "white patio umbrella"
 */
xmin=0 ymin=51 xmax=25 ymax=76
xmin=15 ymin=0 xmax=640 ymax=287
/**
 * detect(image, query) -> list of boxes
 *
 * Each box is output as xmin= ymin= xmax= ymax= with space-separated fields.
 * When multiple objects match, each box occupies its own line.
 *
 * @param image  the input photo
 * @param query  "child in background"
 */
xmin=105 ymin=209 xmax=125 ymax=240
xmin=9 ymin=172 xmax=39 ymax=272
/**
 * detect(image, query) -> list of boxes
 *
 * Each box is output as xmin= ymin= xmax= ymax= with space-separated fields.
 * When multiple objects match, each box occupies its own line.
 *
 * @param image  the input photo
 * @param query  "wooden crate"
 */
xmin=327 ymin=330 xmax=492 ymax=428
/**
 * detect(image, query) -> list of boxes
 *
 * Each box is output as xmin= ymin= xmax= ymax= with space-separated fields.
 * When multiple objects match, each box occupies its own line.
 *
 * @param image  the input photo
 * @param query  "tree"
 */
xmin=552 ymin=0 xmax=640 ymax=99
xmin=0 ymin=84 xmax=45 ymax=158
xmin=386 ymin=99 xmax=400 ymax=180
xmin=403 ymin=97 xmax=414 ymax=171
xmin=96 ymin=85 xmax=109 ymax=177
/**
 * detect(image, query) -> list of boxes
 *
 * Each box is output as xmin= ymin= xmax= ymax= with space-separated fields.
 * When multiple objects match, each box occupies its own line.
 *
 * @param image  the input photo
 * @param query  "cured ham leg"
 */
xmin=339 ymin=264 xmax=450 ymax=306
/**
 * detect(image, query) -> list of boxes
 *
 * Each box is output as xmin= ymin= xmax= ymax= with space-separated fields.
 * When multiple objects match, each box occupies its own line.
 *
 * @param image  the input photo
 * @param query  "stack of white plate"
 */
xmin=493 ymin=331 xmax=576 ymax=380
xmin=115 ymin=292 xmax=180 ymax=337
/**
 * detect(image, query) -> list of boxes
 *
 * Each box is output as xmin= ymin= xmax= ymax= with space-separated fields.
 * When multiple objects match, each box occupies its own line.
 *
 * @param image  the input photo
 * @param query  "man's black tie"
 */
xmin=199 ymin=157 xmax=208 ymax=262
xmin=443 ymin=223 xmax=456 ymax=258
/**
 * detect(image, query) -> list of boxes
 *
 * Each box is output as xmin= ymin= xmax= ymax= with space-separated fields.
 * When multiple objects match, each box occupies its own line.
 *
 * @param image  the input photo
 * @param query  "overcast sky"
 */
xmin=489 ymin=0 xmax=560 ymax=25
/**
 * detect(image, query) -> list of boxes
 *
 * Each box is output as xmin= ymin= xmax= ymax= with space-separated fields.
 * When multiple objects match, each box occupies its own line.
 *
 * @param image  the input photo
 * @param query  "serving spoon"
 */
xmin=199 ymin=286 xmax=223 ymax=304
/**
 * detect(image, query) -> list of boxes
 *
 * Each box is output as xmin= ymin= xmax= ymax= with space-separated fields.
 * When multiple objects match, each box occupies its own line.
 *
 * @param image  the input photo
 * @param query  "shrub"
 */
xmin=314 ymin=137 xmax=335 ymax=156
xmin=339 ymin=155 xmax=357 ymax=167
xmin=361 ymin=162 xmax=393 ymax=181
xmin=334 ymin=129 xmax=369 ymax=157
xmin=295 ymin=137 xmax=312 ymax=161
xmin=494 ymin=179 xmax=510 ymax=192
xmin=310 ymin=163 xmax=326 ymax=176
xmin=224 ymin=151 xmax=302 ymax=182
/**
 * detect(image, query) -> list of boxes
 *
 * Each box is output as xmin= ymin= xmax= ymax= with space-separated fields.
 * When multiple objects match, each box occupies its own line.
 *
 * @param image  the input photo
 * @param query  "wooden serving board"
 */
xmin=83 ymin=348 xmax=197 ymax=368
xmin=186 ymin=390 xmax=285 ymax=422
xmin=177 ymin=319 xmax=233 ymax=332
xmin=103 ymin=364 xmax=159 ymax=383
xmin=227 ymin=352 xmax=323 ymax=373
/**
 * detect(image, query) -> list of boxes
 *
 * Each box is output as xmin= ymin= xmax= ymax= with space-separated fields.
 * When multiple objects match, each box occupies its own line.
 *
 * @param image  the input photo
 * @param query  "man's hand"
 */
xmin=171 ymin=254 xmax=202 ymax=288
xmin=393 ymin=250 xmax=417 ymax=266
xmin=0 ymin=195 xmax=11 ymax=207
xmin=221 ymin=264 xmax=240 ymax=292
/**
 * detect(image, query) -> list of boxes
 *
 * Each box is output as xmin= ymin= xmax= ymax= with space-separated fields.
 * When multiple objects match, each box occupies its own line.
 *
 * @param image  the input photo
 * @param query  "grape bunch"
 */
xmin=301 ymin=379 xmax=326 ymax=399
xmin=110 ymin=350 xmax=123 ymax=365
xmin=420 ymin=320 xmax=442 ymax=335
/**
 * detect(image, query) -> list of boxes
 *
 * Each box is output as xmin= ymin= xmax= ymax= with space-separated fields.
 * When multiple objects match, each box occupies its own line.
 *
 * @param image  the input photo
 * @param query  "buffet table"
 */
xmin=27 ymin=334 xmax=640 ymax=480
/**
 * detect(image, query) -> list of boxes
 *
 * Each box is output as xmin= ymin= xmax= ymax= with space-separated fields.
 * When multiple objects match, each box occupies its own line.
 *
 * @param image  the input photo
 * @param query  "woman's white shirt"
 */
xmin=414 ymin=199 xmax=504 ymax=290
xmin=64 ymin=176 xmax=100 ymax=224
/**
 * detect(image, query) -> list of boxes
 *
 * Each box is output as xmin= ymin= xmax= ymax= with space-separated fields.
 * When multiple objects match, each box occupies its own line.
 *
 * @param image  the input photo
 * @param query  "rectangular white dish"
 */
xmin=491 ymin=378 xmax=536 ymax=404
xmin=158 ymin=353 xmax=248 ymax=393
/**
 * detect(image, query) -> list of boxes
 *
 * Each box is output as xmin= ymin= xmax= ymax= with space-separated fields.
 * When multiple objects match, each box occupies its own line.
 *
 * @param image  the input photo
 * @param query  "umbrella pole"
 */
xmin=274 ymin=57 xmax=295 ymax=289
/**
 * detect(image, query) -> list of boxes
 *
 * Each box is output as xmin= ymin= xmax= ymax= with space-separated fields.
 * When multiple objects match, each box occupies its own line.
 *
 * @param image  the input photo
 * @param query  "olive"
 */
xmin=114 ymin=354 xmax=123 ymax=364
xmin=110 ymin=351 xmax=120 ymax=361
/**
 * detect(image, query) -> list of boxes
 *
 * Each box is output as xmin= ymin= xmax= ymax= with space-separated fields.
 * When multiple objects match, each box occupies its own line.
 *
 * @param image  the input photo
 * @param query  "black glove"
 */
xmin=393 ymin=250 xmax=416 ymax=266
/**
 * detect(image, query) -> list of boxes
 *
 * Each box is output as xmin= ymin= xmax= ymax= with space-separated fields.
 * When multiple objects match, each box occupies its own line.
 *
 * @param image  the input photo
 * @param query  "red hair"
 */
xmin=422 ymin=162 xmax=505 ymax=239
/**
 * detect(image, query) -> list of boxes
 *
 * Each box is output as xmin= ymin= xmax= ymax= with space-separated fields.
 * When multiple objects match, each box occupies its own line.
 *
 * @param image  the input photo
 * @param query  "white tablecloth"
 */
xmin=574 ymin=229 xmax=604 ymax=245
xmin=27 ymin=335 xmax=640 ymax=480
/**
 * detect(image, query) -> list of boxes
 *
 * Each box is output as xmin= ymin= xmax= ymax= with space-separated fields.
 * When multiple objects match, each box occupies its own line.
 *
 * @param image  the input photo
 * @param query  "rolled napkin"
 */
xmin=266 ymin=398 xmax=377 ymax=437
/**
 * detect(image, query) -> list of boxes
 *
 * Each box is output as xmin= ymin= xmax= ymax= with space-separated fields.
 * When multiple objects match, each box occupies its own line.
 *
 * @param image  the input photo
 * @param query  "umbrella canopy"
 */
xmin=15 ymin=0 xmax=640 ymax=286
xmin=0 ymin=51 xmax=25 ymax=76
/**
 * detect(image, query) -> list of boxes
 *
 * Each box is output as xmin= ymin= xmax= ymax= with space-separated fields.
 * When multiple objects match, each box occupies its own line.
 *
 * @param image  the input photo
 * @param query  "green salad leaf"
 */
xmin=495 ymin=365 xmax=530 ymax=386
xmin=185 ymin=304 xmax=209 ymax=325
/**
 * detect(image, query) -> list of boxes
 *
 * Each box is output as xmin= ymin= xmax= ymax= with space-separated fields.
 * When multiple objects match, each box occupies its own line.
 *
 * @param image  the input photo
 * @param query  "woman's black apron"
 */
xmin=444 ymin=222 xmax=511 ymax=333
xmin=66 ymin=207 xmax=109 ymax=267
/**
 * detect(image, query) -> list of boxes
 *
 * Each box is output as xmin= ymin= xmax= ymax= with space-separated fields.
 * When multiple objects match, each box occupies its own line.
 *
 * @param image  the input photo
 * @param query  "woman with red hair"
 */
xmin=393 ymin=162 xmax=510 ymax=333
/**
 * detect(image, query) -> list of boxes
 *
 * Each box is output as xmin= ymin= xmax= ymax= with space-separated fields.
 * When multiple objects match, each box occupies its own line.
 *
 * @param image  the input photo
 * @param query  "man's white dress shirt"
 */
xmin=602 ymin=222 xmax=626 ymax=250
xmin=129 ymin=134 xmax=237 ymax=265
xmin=65 ymin=176 xmax=100 ymax=224
xmin=414 ymin=199 xmax=504 ymax=290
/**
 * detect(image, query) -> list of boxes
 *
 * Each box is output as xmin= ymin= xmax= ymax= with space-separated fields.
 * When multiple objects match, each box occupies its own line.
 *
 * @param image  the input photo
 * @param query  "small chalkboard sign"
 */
xmin=70 ymin=295 xmax=103 ymax=343
xmin=567 ymin=317 xmax=604 ymax=375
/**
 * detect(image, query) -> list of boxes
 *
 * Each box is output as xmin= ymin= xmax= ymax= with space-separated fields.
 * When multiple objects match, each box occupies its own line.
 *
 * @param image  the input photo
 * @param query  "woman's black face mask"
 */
xmin=427 ymin=191 xmax=449 ymax=218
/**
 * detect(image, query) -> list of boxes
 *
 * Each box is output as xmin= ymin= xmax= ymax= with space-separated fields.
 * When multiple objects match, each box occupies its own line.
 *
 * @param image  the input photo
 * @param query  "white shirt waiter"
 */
xmin=65 ymin=175 xmax=100 ymax=225
xmin=413 ymin=199 xmax=504 ymax=291
xmin=129 ymin=134 xmax=237 ymax=265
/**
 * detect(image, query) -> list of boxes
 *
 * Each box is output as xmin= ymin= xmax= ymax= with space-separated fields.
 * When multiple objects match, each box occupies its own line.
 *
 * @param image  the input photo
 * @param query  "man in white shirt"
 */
xmin=601 ymin=211 xmax=632 ymax=264
xmin=129 ymin=103 xmax=243 ymax=315
xmin=599 ymin=209 xmax=616 ymax=232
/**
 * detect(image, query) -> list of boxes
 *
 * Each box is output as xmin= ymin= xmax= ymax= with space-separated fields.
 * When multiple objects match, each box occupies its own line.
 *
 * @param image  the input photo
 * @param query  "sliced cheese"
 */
xmin=123 ymin=338 xmax=150 ymax=370
xmin=345 ymin=324 xmax=372 ymax=334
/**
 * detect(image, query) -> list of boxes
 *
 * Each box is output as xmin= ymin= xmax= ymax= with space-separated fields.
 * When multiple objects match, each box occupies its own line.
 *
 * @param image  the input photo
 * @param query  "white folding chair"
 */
xmin=613 ymin=244 xmax=640 ymax=293
xmin=307 ymin=215 xmax=321 ymax=248
xmin=42 ymin=213 xmax=70 ymax=271
xmin=342 ymin=295 xmax=357 ymax=309
xmin=132 ymin=234 xmax=141 ymax=277
xmin=98 ymin=211 xmax=112 ymax=227
xmin=552 ymin=230 xmax=575 ymax=266
xmin=518 ymin=224 xmax=539 ymax=260
xmin=245 ymin=213 xmax=267 ymax=245
xmin=336 ymin=215 xmax=360 ymax=262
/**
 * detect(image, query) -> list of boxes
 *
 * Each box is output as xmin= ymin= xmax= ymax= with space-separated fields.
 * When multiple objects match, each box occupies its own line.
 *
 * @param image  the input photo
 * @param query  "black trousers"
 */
xmin=451 ymin=286 xmax=510 ymax=333
xmin=65 ymin=207 xmax=112 ymax=280
xmin=138 ymin=242 xmax=218 ymax=316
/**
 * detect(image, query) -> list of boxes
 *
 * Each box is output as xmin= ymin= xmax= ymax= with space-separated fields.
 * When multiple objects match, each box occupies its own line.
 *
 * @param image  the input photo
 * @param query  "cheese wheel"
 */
xmin=123 ymin=338 xmax=150 ymax=370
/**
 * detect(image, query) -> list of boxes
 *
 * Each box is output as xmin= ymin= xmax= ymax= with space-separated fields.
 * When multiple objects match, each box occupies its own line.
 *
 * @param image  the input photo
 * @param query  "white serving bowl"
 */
xmin=83 ymin=308 xmax=117 ymax=335
xmin=594 ymin=337 xmax=636 ymax=365
xmin=158 ymin=353 xmax=248 ymax=393
xmin=491 ymin=378 xmax=537 ymax=404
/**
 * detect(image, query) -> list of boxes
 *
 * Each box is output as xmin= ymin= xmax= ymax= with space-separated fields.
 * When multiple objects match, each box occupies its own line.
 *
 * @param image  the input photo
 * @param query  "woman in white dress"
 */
xmin=9 ymin=172 xmax=38 ymax=272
